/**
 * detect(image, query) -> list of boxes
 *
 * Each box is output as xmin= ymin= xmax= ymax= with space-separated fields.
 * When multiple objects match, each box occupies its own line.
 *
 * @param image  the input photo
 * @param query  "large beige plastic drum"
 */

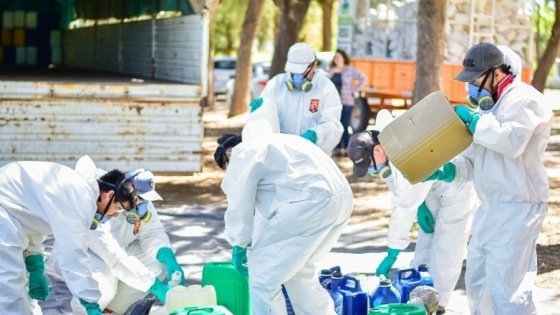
xmin=378 ymin=91 xmax=473 ymax=184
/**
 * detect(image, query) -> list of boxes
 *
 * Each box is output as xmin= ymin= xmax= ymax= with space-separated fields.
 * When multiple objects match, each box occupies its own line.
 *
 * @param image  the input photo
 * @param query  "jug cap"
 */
xmin=418 ymin=264 xmax=429 ymax=271
xmin=320 ymin=269 xmax=332 ymax=276
xmin=332 ymin=271 xmax=343 ymax=279
xmin=379 ymin=279 xmax=391 ymax=286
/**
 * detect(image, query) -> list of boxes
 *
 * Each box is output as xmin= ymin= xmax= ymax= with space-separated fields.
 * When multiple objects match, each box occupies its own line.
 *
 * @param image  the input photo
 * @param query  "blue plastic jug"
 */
xmin=330 ymin=271 xmax=345 ymax=315
xmin=339 ymin=274 xmax=369 ymax=315
xmin=370 ymin=278 xmax=401 ymax=307
xmin=392 ymin=264 xmax=434 ymax=303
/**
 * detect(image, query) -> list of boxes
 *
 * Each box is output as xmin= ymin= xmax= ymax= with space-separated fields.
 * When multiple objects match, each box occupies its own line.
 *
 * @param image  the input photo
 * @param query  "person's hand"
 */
xmin=300 ymin=130 xmax=317 ymax=144
xmin=375 ymin=248 xmax=400 ymax=278
xmin=156 ymin=247 xmax=186 ymax=285
xmin=232 ymin=246 xmax=249 ymax=277
xmin=455 ymin=105 xmax=480 ymax=134
xmin=25 ymin=255 xmax=49 ymax=301
xmin=79 ymin=299 xmax=103 ymax=315
xmin=417 ymin=202 xmax=435 ymax=234
xmin=249 ymin=98 xmax=264 ymax=113
xmin=422 ymin=162 xmax=456 ymax=183
xmin=148 ymin=278 xmax=171 ymax=303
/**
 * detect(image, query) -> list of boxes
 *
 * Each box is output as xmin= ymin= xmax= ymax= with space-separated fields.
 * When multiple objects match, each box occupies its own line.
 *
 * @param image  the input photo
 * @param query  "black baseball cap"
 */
xmin=347 ymin=131 xmax=379 ymax=177
xmin=454 ymin=42 xmax=504 ymax=82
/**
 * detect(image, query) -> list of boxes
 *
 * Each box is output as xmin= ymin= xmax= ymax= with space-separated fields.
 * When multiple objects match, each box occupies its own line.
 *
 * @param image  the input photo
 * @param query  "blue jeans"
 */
xmin=337 ymin=105 xmax=353 ymax=150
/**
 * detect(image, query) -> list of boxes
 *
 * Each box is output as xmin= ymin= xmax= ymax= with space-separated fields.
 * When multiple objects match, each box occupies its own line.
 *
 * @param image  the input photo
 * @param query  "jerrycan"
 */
xmin=392 ymin=265 xmax=434 ymax=303
xmin=330 ymin=271 xmax=345 ymax=315
xmin=417 ymin=264 xmax=434 ymax=288
xmin=370 ymin=278 xmax=401 ymax=307
xmin=339 ymin=274 xmax=369 ymax=315
xmin=165 ymin=284 xmax=217 ymax=314
xmin=201 ymin=261 xmax=251 ymax=315
xmin=367 ymin=303 xmax=428 ymax=315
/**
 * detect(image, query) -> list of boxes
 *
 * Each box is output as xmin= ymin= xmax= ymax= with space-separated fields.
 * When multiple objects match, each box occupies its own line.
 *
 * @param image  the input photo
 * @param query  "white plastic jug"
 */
xmin=165 ymin=284 xmax=218 ymax=314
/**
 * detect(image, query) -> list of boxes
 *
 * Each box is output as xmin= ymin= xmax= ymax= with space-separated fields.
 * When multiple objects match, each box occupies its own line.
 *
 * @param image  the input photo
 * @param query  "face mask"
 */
xmin=125 ymin=201 xmax=152 ymax=224
xmin=91 ymin=212 xmax=111 ymax=230
xmin=467 ymin=82 xmax=495 ymax=111
xmin=368 ymin=162 xmax=387 ymax=175
xmin=286 ymin=72 xmax=313 ymax=92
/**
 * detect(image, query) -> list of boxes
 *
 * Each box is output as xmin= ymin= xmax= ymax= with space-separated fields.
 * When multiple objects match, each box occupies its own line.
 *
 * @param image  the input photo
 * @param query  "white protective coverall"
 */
xmin=258 ymin=72 xmax=344 ymax=155
xmin=0 ymin=156 xmax=102 ymax=315
xmin=381 ymin=160 xmax=478 ymax=307
xmin=50 ymin=200 xmax=171 ymax=314
xmin=221 ymin=120 xmax=354 ymax=315
xmin=453 ymin=80 xmax=553 ymax=314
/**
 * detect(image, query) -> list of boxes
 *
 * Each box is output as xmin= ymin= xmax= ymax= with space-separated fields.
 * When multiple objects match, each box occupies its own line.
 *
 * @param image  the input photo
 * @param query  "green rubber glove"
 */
xmin=249 ymin=98 xmax=264 ymax=113
xmin=300 ymin=130 xmax=317 ymax=144
xmin=455 ymin=105 xmax=480 ymax=134
xmin=156 ymin=247 xmax=186 ymax=286
xmin=79 ymin=299 xmax=103 ymax=315
xmin=149 ymin=278 xmax=171 ymax=303
xmin=375 ymin=248 xmax=400 ymax=278
xmin=417 ymin=202 xmax=435 ymax=234
xmin=25 ymin=254 xmax=49 ymax=301
xmin=232 ymin=246 xmax=249 ymax=277
xmin=423 ymin=162 xmax=456 ymax=183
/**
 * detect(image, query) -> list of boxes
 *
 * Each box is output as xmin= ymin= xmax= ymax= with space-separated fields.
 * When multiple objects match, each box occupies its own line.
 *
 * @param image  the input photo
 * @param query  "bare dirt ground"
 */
xmin=154 ymin=103 xmax=560 ymax=293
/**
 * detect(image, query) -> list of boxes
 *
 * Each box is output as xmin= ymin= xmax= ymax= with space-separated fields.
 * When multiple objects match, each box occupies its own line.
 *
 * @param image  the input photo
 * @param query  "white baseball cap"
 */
xmin=285 ymin=42 xmax=316 ymax=73
xmin=125 ymin=168 xmax=163 ymax=201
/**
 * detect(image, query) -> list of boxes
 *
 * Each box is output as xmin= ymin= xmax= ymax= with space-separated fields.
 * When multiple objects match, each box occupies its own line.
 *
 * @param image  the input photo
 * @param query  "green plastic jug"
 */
xmin=201 ymin=262 xmax=251 ymax=315
xmin=368 ymin=303 xmax=427 ymax=315
xmin=170 ymin=305 xmax=233 ymax=315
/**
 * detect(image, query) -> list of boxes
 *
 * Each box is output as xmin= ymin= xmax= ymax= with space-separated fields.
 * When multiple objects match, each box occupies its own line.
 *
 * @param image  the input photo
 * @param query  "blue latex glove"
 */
xmin=423 ymin=162 xmax=456 ymax=183
xmin=148 ymin=278 xmax=171 ymax=303
xmin=375 ymin=248 xmax=400 ymax=278
xmin=232 ymin=246 xmax=249 ymax=277
xmin=79 ymin=299 xmax=103 ymax=315
xmin=249 ymin=98 xmax=263 ymax=113
xmin=417 ymin=202 xmax=435 ymax=234
xmin=156 ymin=247 xmax=186 ymax=285
xmin=455 ymin=105 xmax=480 ymax=134
xmin=300 ymin=129 xmax=317 ymax=144
xmin=25 ymin=255 xmax=49 ymax=301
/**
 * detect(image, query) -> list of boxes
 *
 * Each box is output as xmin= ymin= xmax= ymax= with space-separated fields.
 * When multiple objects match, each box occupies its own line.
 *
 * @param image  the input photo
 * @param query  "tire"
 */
xmin=350 ymin=97 xmax=371 ymax=133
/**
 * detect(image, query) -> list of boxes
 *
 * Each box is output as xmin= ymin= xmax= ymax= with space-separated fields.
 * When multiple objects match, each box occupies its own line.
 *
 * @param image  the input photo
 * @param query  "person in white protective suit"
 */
xmin=424 ymin=42 xmax=553 ymax=314
xmin=49 ymin=168 xmax=185 ymax=315
xmin=214 ymin=119 xmax=354 ymax=315
xmin=346 ymin=110 xmax=478 ymax=314
xmin=247 ymin=42 xmax=344 ymax=155
xmin=0 ymin=156 xmax=137 ymax=315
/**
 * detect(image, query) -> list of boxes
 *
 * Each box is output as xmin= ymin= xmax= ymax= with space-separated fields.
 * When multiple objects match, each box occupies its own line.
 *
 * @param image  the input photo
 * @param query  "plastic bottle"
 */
xmin=330 ymin=271 xmax=344 ymax=315
xmin=165 ymin=284 xmax=217 ymax=314
xmin=339 ymin=274 xmax=369 ymax=315
xmin=392 ymin=265 xmax=434 ymax=303
xmin=370 ymin=277 xmax=401 ymax=307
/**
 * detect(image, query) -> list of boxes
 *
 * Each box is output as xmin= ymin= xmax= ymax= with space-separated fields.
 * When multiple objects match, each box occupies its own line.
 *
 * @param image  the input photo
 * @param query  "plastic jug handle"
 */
xmin=396 ymin=267 xmax=419 ymax=281
xmin=186 ymin=308 xmax=214 ymax=314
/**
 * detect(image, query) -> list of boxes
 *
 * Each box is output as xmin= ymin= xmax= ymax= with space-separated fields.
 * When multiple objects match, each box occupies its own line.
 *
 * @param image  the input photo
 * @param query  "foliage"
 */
xmin=534 ymin=0 xmax=556 ymax=65
xmin=212 ymin=0 xmax=249 ymax=56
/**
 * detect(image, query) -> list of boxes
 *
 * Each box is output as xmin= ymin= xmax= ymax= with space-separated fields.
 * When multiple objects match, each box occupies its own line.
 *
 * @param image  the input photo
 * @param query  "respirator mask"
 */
xmin=285 ymin=61 xmax=315 ymax=92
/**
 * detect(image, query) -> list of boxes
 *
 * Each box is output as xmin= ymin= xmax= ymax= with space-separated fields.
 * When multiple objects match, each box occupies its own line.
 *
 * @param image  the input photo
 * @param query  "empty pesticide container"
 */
xmin=2 ymin=11 xmax=14 ymax=28
xmin=13 ymin=11 xmax=25 ymax=28
xmin=393 ymin=265 xmax=434 ymax=303
xmin=13 ymin=28 xmax=25 ymax=46
xmin=25 ymin=12 xmax=38 ymax=29
xmin=368 ymin=303 xmax=427 ymax=315
xmin=370 ymin=278 xmax=401 ymax=308
xmin=170 ymin=306 xmax=234 ymax=315
xmin=201 ymin=261 xmax=251 ymax=315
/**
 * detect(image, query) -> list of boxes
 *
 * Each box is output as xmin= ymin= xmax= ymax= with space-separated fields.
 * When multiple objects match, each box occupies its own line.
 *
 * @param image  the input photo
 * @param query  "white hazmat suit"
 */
xmin=221 ymin=120 xmax=354 ymax=315
xmin=259 ymin=72 xmax=344 ymax=155
xmin=382 ymin=161 xmax=478 ymax=307
xmin=50 ymin=201 xmax=171 ymax=314
xmin=455 ymin=79 xmax=553 ymax=315
xmin=0 ymin=156 xmax=102 ymax=315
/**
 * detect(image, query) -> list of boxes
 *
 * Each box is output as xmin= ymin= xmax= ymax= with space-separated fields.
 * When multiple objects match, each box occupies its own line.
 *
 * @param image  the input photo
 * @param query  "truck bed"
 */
xmin=0 ymin=67 xmax=179 ymax=85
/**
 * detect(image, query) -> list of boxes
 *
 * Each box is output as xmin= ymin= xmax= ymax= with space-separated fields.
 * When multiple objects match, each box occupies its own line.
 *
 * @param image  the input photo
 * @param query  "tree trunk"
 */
xmin=204 ymin=0 xmax=224 ymax=110
xmin=412 ymin=0 xmax=447 ymax=106
xmin=228 ymin=0 xmax=267 ymax=117
xmin=269 ymin=0 xmax=313 ymax=78
xmin=532 ymin=0 xmax=560 ymax=92
xmin=319 ymin=0 xmax=335 ymax=51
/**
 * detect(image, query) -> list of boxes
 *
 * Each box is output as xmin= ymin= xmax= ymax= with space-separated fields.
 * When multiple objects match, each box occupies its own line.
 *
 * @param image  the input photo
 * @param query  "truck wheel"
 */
xmin=350 ymin=97 xmax=371 ymax=133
